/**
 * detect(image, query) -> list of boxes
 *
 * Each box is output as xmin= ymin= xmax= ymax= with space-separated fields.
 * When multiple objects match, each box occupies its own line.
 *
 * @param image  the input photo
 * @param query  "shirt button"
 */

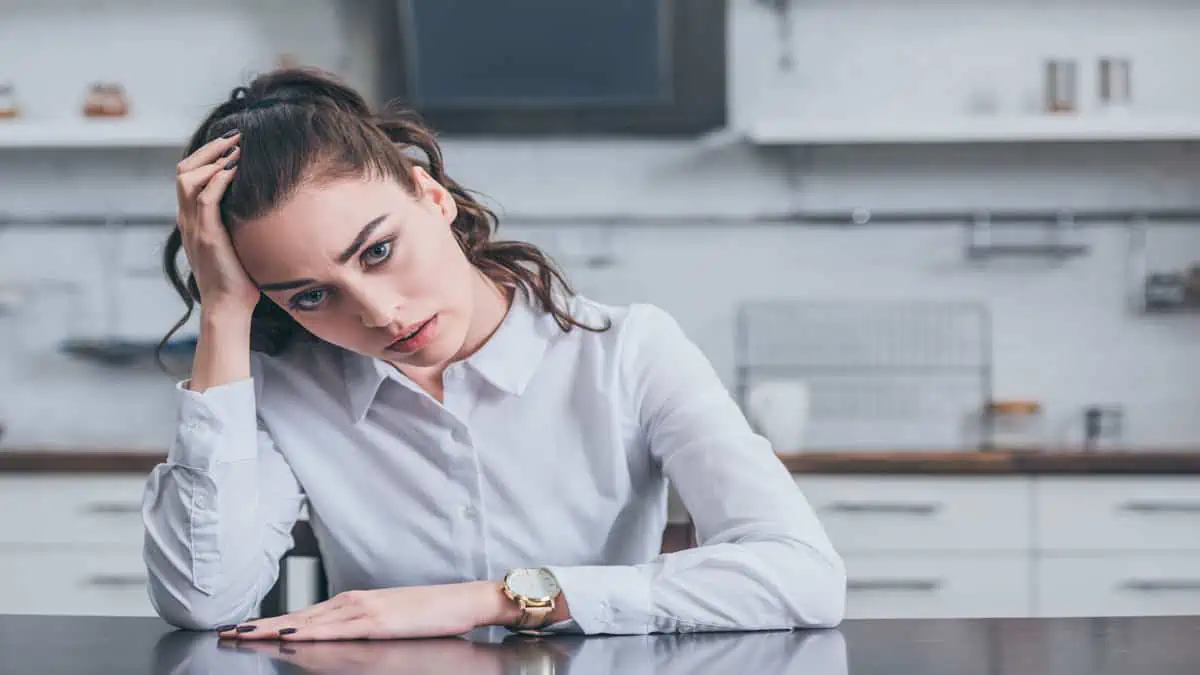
xmin=461 ymin=505 xmax=478 ymax=520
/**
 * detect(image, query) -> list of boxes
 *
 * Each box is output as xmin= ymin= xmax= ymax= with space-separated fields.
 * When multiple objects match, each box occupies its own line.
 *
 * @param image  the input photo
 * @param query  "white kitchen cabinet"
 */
xmin=795 ymin=476 xmax=1031 ymax=552
xmin=0 ymin=475 xmax=150 ymax=617
xmin=1037 ymin=554 xmax=1200 ymax=617
xmin=0 ymin=476 xmax=146 ymax=544
xmin=1035 ymin=477 xmax=1200 ymax=552
xmin=797 ymin=473 xmax=1200 ymax=619
xmin=843 ymin=554 xmax=1031 ymax=619
xmin=0 ymin=548 xmax=154 ymax=616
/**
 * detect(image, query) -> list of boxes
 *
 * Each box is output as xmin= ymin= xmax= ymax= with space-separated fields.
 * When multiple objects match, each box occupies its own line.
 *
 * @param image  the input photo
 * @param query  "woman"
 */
xmin=141 ymin=67 xmax=845 ymax=641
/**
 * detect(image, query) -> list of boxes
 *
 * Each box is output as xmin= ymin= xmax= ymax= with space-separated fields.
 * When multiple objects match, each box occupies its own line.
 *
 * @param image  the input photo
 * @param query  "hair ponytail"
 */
xmin=159 ymin=66 xmax=606 ymax=367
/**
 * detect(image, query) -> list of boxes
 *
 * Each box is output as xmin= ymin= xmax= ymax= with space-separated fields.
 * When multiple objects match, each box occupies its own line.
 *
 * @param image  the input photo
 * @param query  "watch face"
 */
xmin=506 ymin=568 xmax=561 ymax=601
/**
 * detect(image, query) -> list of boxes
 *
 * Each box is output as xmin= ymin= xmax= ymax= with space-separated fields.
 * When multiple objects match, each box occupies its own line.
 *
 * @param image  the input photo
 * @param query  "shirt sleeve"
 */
xmin=141 ymin=367 xmax=305 ymax=630
xmin=545 ymin=304 xmax=846 ymax=635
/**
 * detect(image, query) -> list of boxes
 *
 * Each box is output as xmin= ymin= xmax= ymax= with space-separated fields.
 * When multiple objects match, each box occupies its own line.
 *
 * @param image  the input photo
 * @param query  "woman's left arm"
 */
xmin=543 ymin=304 xmax=846 ymax=635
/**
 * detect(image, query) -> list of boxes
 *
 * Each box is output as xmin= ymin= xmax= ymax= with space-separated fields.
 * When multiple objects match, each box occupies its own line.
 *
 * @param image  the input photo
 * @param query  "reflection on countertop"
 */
xmin=152 ymin=626 xmax=847 ymax=675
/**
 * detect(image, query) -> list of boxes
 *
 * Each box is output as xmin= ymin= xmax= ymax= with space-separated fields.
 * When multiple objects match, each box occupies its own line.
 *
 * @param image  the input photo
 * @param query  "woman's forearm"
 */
xmin=188 ymin=309 xmax=253 ymax=391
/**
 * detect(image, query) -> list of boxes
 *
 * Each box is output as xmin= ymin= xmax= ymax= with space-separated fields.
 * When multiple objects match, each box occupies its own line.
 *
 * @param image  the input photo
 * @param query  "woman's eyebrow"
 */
xmin=257 ymin=213 xmax=390 ymax=292
xmin=335 ymin=213 xmax=389 ymax=264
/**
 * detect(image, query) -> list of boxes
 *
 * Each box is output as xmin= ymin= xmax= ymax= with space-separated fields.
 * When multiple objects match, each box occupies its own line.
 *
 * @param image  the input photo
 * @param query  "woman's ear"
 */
xmin=411 ymin=166 xmax=458 ymax=226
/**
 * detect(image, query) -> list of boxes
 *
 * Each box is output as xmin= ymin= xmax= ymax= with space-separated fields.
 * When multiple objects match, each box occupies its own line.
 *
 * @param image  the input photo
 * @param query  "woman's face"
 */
xmin=231 ymin=167 xmax=477 ymax=369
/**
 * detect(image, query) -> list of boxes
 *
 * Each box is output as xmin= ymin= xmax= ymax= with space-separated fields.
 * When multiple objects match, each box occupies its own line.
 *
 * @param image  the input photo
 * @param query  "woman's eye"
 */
xmin=363 ymin=240 xmax=392 ymax=265
xmin=292 ymin=288 xmax=327 ymax=310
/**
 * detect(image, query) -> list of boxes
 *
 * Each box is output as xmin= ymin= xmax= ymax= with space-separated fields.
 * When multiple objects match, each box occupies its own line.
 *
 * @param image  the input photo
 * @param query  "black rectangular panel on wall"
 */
xmin=375 ymin=0 xmax=727 ymax=136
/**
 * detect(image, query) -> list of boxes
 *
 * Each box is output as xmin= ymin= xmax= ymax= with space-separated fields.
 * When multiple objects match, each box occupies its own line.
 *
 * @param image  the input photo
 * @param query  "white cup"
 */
xmin=746 ymin=380 xmax=810 ymax=452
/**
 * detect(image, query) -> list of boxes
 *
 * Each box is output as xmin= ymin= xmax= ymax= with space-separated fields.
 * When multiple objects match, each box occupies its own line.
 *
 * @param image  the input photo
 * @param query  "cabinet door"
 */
xmin=1036 ymin=478 xmax=1200 ymax=552
xmin=1037 ymin=555 xmax=1200 ymax=617
xmin=0 ymin=476 xmax=147 ymax=545
xmin=0 ymin=548 xmax=154 ymax=616
xmin=795 ymin=476 xmax=1032 ymax=552
xmin=843 ymin=554 xmax=1032 ymax=619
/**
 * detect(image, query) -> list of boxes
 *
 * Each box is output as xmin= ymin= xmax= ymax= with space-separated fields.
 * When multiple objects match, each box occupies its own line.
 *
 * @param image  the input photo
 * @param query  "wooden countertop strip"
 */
xmin=3 ymin=446 xmax=1200 ymax=475
xmin=780 ymin=449 xmax=1200 ymax=474
xmin=0 ymin=449 xmax=165 ymax=473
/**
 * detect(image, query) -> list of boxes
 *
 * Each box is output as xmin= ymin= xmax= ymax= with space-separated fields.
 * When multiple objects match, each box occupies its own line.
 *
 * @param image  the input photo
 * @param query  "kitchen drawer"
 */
xmin=795 ymin=476 xmax=1032 ymax=552
xmin=1037 ymin=555 xmax=1200 ymax=617
xmin=0 ymin=476 xmax=147 ymax=545
xmin=0 ymin=547 xmax=155 ymax=616
xmin=1035 ymin=478 xmax=1200 ymax=552
xmin=843 ymin=554 xmax=1031 ymax=619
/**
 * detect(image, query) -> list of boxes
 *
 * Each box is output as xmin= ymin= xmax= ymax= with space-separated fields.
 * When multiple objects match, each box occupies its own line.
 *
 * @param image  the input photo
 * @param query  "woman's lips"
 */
xmin=385 ymin=315 xmax=438 ymax=354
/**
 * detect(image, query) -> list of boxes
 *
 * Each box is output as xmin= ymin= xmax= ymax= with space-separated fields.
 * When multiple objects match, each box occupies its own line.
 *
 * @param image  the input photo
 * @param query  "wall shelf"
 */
xmin=746 ymin=114 xmax=1200 ymax=145
xmin=0 ymin=119 xmax=193 ymax=150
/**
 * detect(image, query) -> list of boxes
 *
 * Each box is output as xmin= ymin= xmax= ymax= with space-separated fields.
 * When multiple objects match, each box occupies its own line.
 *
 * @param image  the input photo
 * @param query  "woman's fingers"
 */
xmin=194 ymin=152 xmax=240 ymax=212
xmin=280 ymin=617 xmax=378 ymax=641
xmin=176 ymin=129 xmax=240 ymax=175
xmin=177 ymin=145 xmax=240 ymax=205
xmin=218 ymin=598 xmax=360 ymax=640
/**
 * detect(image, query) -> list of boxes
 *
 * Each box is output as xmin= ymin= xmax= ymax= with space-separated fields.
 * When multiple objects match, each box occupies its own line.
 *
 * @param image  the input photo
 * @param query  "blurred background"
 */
xmin=1 ymin=0 xmax=1199 ymax=623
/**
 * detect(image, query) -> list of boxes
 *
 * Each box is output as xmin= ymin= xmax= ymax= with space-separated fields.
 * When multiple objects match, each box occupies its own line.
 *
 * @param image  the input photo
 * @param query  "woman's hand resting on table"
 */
xmin=216 ymin=581 xmax=568 ymax=641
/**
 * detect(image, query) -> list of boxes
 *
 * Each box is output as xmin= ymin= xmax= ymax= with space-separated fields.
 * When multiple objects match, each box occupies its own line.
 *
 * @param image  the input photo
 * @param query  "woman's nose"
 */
xmin=350 ymin=286 xmax=395 ymax=328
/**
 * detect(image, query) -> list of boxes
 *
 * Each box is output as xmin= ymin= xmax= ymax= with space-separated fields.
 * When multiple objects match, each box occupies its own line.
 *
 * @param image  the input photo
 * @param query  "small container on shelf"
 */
xmin=1044 ymin=58 xmax=1078 ymax=114
xmin=1097 ymin=57 xmax=1132 ymax=114
xmin=83 ymin=82 xmax=130 ymax=118
xmin=984 ymin=399 xmax=1045 ymax=451
xmin=0 ymin=82 xmax=20 ymax=119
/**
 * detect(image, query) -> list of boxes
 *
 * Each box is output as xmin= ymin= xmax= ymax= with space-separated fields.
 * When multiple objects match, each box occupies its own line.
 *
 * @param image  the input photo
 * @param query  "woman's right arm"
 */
xmin=141 ymin=317 xmax=306 ymax=631
xmin=142 ymin=128 xmax=304 ymax=630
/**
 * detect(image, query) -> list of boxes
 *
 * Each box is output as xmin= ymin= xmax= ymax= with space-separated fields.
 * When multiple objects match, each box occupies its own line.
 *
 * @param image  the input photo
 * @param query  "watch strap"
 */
xmin=516 ymin=598 xmax=554 ymax=629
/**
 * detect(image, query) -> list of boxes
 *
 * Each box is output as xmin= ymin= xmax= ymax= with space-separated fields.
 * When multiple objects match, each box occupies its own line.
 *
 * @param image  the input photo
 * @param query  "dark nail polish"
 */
xmin=236 ymin=625 xmax=257 ymax=633
xmin=279 ymin=627 xmax=297 ymax=635
xmin=220 ymin=146 xmax=236 ymax=158
xmin=220 ymin=129 xmax=239 ymax=138
xmin=215 ymin=624 xmax=238 ymax=632
xmin=224 ymin=160 xmax=238 ymax=170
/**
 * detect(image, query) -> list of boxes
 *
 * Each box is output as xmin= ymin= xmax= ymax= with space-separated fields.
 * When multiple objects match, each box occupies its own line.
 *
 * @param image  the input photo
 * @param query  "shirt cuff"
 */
xmin=169 ymin=378 xmax=259 ymax=470
xmin=544 ymin=564 xmax=652 ymax=635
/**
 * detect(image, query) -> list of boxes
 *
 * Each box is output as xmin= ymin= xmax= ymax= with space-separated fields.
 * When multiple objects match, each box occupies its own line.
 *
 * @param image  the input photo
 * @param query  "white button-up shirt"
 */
xmin=141 ymin=293 xmax=846 ymax=634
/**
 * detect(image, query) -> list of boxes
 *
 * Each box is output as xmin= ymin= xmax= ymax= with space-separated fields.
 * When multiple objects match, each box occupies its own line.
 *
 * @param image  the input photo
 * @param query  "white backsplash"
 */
xmin=1 ymin=0 xmax=1199 ymax=449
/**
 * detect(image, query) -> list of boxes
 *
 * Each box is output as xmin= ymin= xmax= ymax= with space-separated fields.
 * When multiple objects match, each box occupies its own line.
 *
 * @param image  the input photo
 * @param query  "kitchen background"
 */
xmin=1 ymin=0 xmax=1199 ymax=451
xmin=3 ymin=0 xmax=1200 ymax=624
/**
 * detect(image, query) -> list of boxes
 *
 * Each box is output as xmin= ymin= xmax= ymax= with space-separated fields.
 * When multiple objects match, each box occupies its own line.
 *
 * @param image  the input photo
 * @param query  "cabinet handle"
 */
xmin=848 ymin=579 xmax=942 ymax=592
xmin=1120 ymin=579 xmax=1200 ymax=592
xmin=1118 ymin=500 xmax=1200 ymax=514
xmin=82 ymin=502 xmax=141 ymax=515
xmin=86 ymin=574 xmax=148 ymax=588
xmin=826 ymin=501 xmax=942 ymax=515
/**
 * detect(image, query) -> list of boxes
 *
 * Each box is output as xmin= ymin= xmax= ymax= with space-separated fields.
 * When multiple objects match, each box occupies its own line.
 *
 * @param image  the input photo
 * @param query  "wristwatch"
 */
xmin=502 ymin=567 xmax=561 ymax=632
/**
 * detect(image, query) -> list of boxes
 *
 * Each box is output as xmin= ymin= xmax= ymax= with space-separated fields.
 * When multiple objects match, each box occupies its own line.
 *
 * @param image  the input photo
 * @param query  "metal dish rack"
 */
xmin=734 ymin=300 xmax=993 ymax=450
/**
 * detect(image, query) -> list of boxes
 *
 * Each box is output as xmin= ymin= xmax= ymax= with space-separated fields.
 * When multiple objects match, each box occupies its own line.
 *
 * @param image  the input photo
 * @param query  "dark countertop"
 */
xmin=3 ymin=446 xmax=1200 ymax=475
xmin=4 ymin=614 xmax=1200 ymax=674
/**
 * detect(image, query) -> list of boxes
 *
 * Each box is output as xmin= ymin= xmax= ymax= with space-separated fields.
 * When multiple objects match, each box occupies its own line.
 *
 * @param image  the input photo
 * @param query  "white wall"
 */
xmin=0 ymin=0 xmax=1198 ymax=449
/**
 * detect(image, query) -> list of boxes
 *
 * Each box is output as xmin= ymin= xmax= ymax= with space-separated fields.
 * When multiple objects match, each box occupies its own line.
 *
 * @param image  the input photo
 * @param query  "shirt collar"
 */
xmin=464 ymin=288 xmax=556 ymax=396
xmin=341 ymin=289 xmax=556 ymax=423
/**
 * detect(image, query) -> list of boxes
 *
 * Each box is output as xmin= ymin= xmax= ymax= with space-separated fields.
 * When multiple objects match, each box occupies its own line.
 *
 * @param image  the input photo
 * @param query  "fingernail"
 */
xmin=215 ymin=624 xmax=238 ymax=632
xmin=279 ymin=627 xmax=297 ymax=635
xmin=220 ymin=129 xmax=239 ymax=138
xmin=236 ymin=625 xmax=257 ymax=633
xmin=220 ymin=146 xmax=236 ymax=158
xmin=224 ymin=160 xmax=238 ymax=171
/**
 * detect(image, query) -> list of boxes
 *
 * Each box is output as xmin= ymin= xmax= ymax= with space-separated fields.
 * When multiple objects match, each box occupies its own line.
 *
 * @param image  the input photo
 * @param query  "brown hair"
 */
xmin=160 ymin=66 xmax=608 ymax=361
